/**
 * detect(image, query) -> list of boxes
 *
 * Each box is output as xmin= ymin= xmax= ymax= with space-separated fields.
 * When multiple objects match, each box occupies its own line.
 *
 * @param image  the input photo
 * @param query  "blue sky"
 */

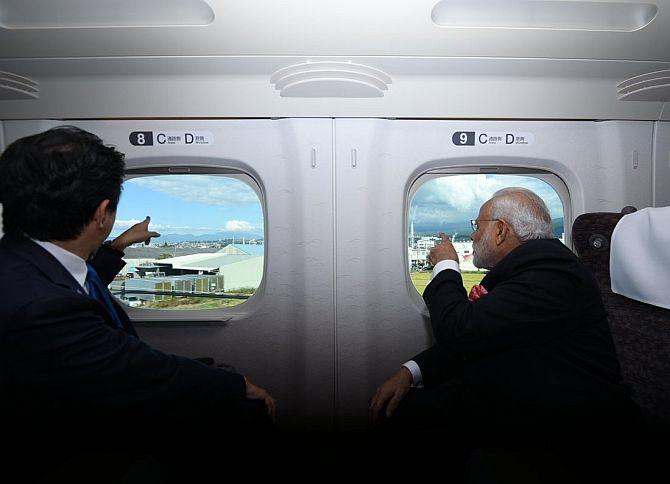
xmin=111 ymin=175 xmax=264 ymax=238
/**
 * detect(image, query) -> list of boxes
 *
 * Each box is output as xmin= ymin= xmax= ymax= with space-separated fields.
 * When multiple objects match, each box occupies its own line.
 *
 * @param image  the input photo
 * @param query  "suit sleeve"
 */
xmin=411 ymin=344 xmax=463 ymax=388
xmin=7 ymin=294 xmax=246 ymax=408
xmin=423 ymin=267 xmax=579 ymax=353
xmin=90 ymin=244 xmax=126 ymax=285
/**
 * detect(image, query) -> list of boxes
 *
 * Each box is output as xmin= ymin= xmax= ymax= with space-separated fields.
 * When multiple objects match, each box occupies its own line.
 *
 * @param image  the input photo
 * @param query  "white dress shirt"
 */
xmin=31 ymin=239 xmax=89 ymax=295
xmin=402 ymin=259 xmax=461 ymax=387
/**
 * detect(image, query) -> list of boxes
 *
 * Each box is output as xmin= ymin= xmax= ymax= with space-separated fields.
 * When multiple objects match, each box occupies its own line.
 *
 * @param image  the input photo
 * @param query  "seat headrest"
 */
xmin=610 ymin=207 xmax=670 ymax=309
xmin=572 ymin=212 xmax=624 ymax=290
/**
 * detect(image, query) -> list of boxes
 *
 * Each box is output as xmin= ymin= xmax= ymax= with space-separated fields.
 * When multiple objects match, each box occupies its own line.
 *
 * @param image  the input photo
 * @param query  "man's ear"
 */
xmin=495 ymin=220 xmax=508 ymax=246
xmin=92 ymin=199 xmax=112 ymax=229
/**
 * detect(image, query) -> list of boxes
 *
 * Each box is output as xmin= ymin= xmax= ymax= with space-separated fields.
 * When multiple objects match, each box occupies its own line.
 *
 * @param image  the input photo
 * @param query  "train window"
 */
xmin=408 ymin=172 xmax=567 ymax=296
xmin=109 ymin=172 xmax=264 ymax=310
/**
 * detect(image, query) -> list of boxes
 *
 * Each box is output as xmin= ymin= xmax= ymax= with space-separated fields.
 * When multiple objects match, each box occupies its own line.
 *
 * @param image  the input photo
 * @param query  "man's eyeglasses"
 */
xmin=470 ymin=219 xmax=501 ymax=232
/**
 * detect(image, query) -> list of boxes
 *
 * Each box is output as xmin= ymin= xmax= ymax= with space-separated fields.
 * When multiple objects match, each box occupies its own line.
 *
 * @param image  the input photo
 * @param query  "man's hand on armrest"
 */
xmin=244 ymin=377 xmax=277 ymax=422
xmin=368 ymin=367 xmax=413 ymax=425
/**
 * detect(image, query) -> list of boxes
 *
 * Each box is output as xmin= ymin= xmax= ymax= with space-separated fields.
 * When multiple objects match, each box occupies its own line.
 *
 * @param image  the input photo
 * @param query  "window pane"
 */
xmin=409 ymin=174 xmax=565 ymax=295
xmin=109 ymin=174 xmax=264 ymax=310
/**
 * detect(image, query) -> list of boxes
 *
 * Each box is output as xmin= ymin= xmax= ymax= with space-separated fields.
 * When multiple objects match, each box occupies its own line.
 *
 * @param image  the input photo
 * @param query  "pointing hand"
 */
xmin=109 ymin=216 xmax=161 ymax=251
xmin=427 ymin=232 xmax=459 ymax=265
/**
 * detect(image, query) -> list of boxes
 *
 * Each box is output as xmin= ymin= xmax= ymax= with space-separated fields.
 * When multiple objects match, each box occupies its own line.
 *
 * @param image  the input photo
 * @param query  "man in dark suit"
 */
xmin=369 ymin=188 xmax=640 ymax=479
xmin=0 ymin=127 xmax=275 ymax=452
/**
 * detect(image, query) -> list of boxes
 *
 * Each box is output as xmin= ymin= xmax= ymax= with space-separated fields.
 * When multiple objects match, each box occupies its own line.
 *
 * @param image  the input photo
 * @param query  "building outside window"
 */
xmin=109 ymin=173 xmax=264 ymax=310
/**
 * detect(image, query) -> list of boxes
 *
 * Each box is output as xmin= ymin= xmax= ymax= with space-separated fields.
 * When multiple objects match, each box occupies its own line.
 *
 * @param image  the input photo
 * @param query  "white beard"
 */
xmin=473 ymin=229 xmax=496 ymax=270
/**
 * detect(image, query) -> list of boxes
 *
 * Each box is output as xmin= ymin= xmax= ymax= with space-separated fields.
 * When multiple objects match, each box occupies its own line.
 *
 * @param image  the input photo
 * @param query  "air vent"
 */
xmin=0 ymin=0 xmax=214 ymax=29
xmin=431 ymin=1 xmax=658 ymax=32
xmin=618 ymin=70 xmax=670 ymax=102
xmin=0 ymin=71 xmax=39 ymax=100
xmin=270 ymin=61 xmax=392 ymax=98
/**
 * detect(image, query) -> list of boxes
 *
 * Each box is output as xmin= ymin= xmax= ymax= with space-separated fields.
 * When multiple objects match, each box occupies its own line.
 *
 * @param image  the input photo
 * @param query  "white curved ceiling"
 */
xmin=0 ymin=1 xmax=669 ymax=120
xmin=0 ymin=0 xmax=668 ymax=61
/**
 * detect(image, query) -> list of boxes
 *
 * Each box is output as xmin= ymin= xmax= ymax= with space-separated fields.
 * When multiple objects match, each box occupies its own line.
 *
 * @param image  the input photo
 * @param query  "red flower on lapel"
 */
xmin=468 ymin=284 xmax=488 ymax=302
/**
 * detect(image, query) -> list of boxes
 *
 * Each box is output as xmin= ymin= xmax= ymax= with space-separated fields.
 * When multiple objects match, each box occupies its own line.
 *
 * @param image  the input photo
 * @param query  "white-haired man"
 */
xmin=369 ymin=187 xmax=640 ymax=477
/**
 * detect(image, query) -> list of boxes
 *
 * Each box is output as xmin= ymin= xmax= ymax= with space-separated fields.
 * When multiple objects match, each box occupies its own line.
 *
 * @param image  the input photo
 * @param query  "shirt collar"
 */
xmin=31 ymin=239 xmax=88 ymax=293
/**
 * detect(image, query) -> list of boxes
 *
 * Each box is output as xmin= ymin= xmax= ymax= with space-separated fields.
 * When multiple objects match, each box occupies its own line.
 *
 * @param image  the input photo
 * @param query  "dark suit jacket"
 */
xmin=415 ymin=239 xmax=637 ymax=431
xmin=0 ymin=234 xmax=246 ymax=428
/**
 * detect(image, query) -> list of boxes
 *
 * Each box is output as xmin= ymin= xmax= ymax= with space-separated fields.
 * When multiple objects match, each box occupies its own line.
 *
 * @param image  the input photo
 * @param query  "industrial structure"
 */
xmin=110 ymin=243 xmax=264 ymax=306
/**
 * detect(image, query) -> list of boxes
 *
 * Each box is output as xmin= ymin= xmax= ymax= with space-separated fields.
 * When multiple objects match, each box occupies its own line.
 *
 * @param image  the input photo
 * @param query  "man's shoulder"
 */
xmin=517 ymin=238 xmax=575 ymax=258
xmin=0 ymin=235 xmax=42 ymax=273
xmin=0 ymin=240 xmax=82 ymax=320
xmin=514 ymin=243 xmax=606 ymax=310
xmin=484 ymin=239 xmax=594 ymax=291
xmin=503 ymin=240 xmax=582 ymax=273
xmin=0 ymin=242 xmax=41 ymax=295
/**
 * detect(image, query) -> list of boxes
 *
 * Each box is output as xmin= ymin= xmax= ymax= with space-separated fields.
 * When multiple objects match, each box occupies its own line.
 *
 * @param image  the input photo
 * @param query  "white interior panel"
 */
xmin=653 ymin=121 xmax=670 ymax=206
xmin=0 ymin=121 xmax=3 ymax=236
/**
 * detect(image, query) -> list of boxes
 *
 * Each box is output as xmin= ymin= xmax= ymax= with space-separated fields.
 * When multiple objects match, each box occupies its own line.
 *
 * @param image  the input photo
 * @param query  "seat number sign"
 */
xmin=452 ymin=131 xmax=534 ymax=146
xmin=129 ymin=131 xmax=213 ymax=146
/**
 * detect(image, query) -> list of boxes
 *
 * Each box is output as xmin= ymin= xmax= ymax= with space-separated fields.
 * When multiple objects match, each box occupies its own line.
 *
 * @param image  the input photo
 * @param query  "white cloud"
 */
xmin=223 ymin=220 xmax=255 ymax=232
xmin=113 ymin=218 xmax=144 ymax=228
xmin=113 ymin=218 xmax=220 ymax=234
xmin=411 ymin=175 xmax=564 ymax=227
xmin=127 ymin=175 xmax=259 ymax=206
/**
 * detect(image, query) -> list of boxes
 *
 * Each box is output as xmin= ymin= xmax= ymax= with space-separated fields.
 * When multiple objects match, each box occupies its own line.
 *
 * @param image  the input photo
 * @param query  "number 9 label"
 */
xmin=452 ymin=131 xmax=475 ymax=146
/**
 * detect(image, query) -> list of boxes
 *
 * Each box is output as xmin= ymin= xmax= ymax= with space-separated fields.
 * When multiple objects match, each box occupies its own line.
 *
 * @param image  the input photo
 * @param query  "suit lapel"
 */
xmin=1 ymin=235 xmax=136 ymax=335
xmin=111 ymin=298 xmax=137 ymax=337
xmin=88 ymin=296 xmax=136 ymax=336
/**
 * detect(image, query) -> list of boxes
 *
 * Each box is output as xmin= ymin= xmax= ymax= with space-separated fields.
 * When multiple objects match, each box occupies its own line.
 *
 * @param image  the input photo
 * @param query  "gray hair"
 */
xmin=488 ymin=187 xmax=554 ymax=241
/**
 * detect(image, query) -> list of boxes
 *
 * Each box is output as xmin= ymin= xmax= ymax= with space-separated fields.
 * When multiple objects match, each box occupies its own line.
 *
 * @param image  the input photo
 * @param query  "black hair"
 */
xmin=0 ymin=126 xmax=125 ymax=240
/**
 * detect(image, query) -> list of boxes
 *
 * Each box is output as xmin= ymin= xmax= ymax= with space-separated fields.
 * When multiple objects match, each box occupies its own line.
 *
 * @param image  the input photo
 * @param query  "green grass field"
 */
xmin=411 ymin=271 xmax=486 ymax=295
xmin=134 ymin=272 xmax=486 ymax=310
xmin=143 ymin=297 xmax=246 ymax=310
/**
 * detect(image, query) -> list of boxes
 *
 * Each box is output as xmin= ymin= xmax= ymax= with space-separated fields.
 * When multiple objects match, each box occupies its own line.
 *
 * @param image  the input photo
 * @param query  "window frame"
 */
xmin=406 ymin=166 xmax=572 ymax=303
xmin=118 ymin=165 xmax=267 ymax=324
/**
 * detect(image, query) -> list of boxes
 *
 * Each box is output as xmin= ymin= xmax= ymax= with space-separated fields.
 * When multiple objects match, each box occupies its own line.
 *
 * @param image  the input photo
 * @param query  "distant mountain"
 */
xmin=552 ymin=217 xmax=564 ymax=237
xmin=112 ymin=231 xmax=263 ymax=244
xmin=124 ymin=246 xmax=220 ymax=259
xmin=412 ymin=220 xmax=473 ymax=237
xmin=122 ymin=218 xmax=564 ymax=244
xmin=415 ymin=218 xmax=564 ymax=240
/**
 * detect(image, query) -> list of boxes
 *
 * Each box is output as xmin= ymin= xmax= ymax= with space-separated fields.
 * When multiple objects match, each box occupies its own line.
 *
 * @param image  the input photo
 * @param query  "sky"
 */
xmin=111 ymin=173 xmax=563 ymax=240
xmin=111 ymin=175 xmax=264 ymax=239
xmin=410 ymin=174 xmax=564 ymax=232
